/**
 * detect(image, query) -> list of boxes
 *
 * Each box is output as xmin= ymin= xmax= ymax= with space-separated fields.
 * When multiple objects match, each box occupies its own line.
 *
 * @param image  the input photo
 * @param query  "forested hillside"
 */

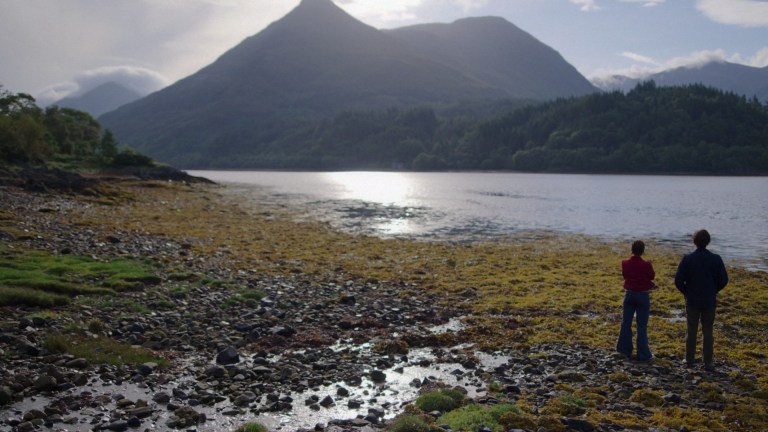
xmin=0 ymin=86 xmax=150 ymax=169
xmin=189 ymin=82 xmax=768 ymax=175
xmin=8 ymin=83 xmax=766 ymax=175
xmin=455 ymin=82 xmax=768 ymax=173
xmin=0 ymin=86 xmax=204 ymax=189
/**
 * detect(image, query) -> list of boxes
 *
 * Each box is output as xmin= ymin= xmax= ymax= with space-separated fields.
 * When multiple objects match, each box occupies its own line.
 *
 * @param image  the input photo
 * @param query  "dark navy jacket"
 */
xmin=674 ymin=248 xmax=729 ymax=309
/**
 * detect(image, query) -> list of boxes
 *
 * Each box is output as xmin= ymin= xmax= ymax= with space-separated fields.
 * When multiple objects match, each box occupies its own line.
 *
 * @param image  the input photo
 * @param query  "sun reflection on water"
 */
xmin=324 ymin=171 xmax=412 ymax=205
xmin=322 ymin=172 xmax=419 ymax=235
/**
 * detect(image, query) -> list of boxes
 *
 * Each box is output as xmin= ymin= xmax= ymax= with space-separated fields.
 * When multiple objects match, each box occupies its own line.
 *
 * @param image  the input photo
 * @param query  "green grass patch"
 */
xmin=415 ymin=389 xmax=465 ymax=412
xmin=222 ymin=288 xmax=266 ymax=308
xmin=168 ymin=272 xmax=203 ymax=282
xmin=439 ymin=403 xmax=520 ymax=432
xmin=0 ymin=247 xmax=158 ymax=307
xmin=543 ymin=394 xmax=589 ymax=416
xmin=388 ymin=415 xmax=431 ymax=432
xmin=233 ymin=423 xmax=269 ymax=432
xmin=43 ymin=333 xmax=166 ymax=366
xmin=0 ymin=285 xmax=70 ymax=307
xmin=630 ymin=389 xmax=665 ymax=408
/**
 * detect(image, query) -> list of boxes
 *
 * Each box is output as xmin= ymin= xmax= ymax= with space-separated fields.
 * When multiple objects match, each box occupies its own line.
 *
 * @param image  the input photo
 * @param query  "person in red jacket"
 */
xmin=617 ymin=240 xmax=656 ymax=361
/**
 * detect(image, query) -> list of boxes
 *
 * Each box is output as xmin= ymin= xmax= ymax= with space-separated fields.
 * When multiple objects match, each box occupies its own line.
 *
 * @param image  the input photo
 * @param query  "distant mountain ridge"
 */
xmin=385 ymin=17 xmax=595 ymax=100
xmin=54 ymin=82 xmax=142 ymax=118
xmin=593 ymin=61 xmax=768 ymax=102
xmin=100 ymin=0 xmax=597 ymax=167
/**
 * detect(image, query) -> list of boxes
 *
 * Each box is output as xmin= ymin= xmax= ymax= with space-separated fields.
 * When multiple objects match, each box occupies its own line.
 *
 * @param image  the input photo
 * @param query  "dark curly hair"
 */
xmin=631 ymin=240 xmax=645 ymax=256
xmin=693 ymin=229 xmax=711 ymax=249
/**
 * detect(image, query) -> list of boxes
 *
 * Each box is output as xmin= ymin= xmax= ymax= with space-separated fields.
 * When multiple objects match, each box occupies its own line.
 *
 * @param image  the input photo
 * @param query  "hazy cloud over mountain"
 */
xmin=2 ymin=0 xmax=766 ymax=102
xmin=37 ymin=66 xmax=168 ymax=107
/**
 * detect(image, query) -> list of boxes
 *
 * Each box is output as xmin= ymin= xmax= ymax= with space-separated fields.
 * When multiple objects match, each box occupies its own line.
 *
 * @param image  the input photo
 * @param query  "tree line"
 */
xmin=194 ymin=82 xmax=768 ymax=175
xmin=0 ymin=86 xmax=151 ymax=169
xmin=4 ymin=82 xmax=767 ymax=175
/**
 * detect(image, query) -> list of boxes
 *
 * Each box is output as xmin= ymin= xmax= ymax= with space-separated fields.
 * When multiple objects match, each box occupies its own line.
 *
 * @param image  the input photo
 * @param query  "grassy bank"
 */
xmin=4 ymin=181 xmax=767 ymax=430
xmin=0 ymin=247 xmax=159 ymax=306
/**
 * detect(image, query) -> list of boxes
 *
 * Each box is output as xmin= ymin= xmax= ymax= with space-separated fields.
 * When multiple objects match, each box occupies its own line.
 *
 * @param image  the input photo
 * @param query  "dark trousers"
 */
xmin=685 ymin=306 xmax=716 ymax=366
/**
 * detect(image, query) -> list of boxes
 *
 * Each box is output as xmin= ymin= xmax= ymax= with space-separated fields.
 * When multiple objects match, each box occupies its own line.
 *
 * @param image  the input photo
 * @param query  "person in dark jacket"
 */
xmin=617 ymin=240 xmax=656 ymax=361
xmin=674 ymin=229 xmax=729 ymax=371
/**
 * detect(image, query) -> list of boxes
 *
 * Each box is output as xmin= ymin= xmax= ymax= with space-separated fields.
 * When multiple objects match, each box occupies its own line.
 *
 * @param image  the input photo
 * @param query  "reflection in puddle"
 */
xmin=1 ymin=316 xmax=497 ymax=431
xmin=665 ymin=309 xmax=687 ymax=323
xmin=428 ymin=317 xmax=465 ymax=334
xmin=1 ymin=338 xmax=513 ymax=432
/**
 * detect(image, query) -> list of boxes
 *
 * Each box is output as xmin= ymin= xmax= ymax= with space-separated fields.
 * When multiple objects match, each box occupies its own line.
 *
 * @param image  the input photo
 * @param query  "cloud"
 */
xmin=571 ymin=0 xmax=666 ymax=10
xmin=696 ymin=0 xmax=768 ymax=27
xmin=620 ymin=0 xmax=666 ymax=6
xmin=589 ymin=49 xmax=752 ymax=81
xmin=453 ymin=0 xmax=489 ymax=11
xmin=665 ymin=49 xmax=735 ymax=69
xmin=621 ymin=52 xmax=660 ymax=65
xmin=35 ymin=83 xmax=80 ymax=107
xmin=36 ymin=66 xmax=169 ymax=107
xmin=748 ymin=47 xmax=768 ymax=67
xmin=75 ymin=66 xmax=169 ymax=95
xmin=334 ymin=0 xmax=423 ymax=23
xmin=0 ymin=0 xmax=297 ymax=99
xmin=569 ymin=0 xmax=602 ymax=11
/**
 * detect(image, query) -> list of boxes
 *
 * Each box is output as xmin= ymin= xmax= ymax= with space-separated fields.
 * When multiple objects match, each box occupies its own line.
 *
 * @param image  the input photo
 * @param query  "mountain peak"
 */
xmin=56 ymin=81 xmax=142 ymax=117
xmin=101 ymin=3 xmax=598 ymax=166
xmin=257 ymin=0 xmax=375 ymax=42
xmin=298 ymin=0 xmax=337 ymax=8
xmin=288 ymin=0 xmax=354 ymax=22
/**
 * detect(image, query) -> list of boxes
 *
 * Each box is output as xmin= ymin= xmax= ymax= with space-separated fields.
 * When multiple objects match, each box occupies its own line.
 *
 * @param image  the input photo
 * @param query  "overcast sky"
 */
xmin=2 ymin=0 xmax=767 ymax=105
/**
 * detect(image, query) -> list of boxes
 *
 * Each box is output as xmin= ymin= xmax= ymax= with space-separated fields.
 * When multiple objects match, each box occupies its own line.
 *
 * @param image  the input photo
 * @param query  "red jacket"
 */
xmin=622 ymin=256 xmax=656 ymax=292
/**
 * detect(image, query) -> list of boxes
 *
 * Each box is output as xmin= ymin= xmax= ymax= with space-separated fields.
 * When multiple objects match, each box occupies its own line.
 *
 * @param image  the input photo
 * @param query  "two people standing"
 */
xmin=617 ymin=229 xmax=729 ymax=371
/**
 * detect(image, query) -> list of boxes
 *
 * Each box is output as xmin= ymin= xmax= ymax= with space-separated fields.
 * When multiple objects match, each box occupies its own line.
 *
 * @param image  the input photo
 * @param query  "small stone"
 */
xmin=125 ymin=406 xmax=153 ymax=418
xmin=137 ymin=362 xmax=158 ymax=375
xmin=72 ymin=373 xmax=89 ymax=386
xmin=205 ymin=365 xmax=228 ymax=378
xmin=16 ymin=422 xmax=35 ymax=432
xmin=0 ymin=386 xmax=13 ymax=404
xmin=32 ymin=375 xmax=58 ymax=392
xmin=565 ymin=418 xmax=595 ymax=432
xmin=370 ymin=370 xmax=386 ymax=383
xmin=23 ymin=409 xmax=46 ymax=422
xmin=664 ymin=393 xmax=682 ymax=404
xmin=153 ymin=392 xmax=171 ymax=404
xmin=270 ymin=326 xmax=296 ymax=337
xmin=104 ymin=420 xmax=129 ymax=431
xmin=216 ymin=346 xmax=240 ymax=365
xmin=65 ymin=358 xmax=89 ymax=369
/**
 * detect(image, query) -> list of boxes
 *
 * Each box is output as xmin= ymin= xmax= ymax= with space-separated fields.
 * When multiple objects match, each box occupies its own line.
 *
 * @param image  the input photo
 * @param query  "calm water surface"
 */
xmin=189 ymin=171 xmax=768 ymax=271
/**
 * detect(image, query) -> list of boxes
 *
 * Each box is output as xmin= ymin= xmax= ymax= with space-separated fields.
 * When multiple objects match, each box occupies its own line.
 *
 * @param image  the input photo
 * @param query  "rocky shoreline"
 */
xmin=1 ymin=180 xmax=766 ymax=432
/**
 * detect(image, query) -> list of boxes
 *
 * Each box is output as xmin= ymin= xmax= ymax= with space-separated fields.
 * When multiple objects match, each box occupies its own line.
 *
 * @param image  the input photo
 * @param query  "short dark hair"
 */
xmin=631 ymin=240 xmax=645 ymax=256
xmin=693 ymin=229 xmax=711 ymax=248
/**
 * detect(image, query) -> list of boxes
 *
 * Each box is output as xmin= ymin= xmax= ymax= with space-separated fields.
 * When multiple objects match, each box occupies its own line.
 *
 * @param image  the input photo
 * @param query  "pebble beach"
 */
xmin=1 ymin=179 xmax=766 ymax=432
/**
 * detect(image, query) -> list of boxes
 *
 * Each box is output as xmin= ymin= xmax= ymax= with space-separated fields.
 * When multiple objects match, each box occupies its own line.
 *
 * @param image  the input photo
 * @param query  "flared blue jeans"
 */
xmin=617 ymin=291 xmax=652 ymax=361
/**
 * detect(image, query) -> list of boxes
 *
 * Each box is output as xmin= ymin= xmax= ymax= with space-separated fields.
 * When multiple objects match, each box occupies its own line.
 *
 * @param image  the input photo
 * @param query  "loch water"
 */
xmin=190 ymin=171 xmax=768 ymax=271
